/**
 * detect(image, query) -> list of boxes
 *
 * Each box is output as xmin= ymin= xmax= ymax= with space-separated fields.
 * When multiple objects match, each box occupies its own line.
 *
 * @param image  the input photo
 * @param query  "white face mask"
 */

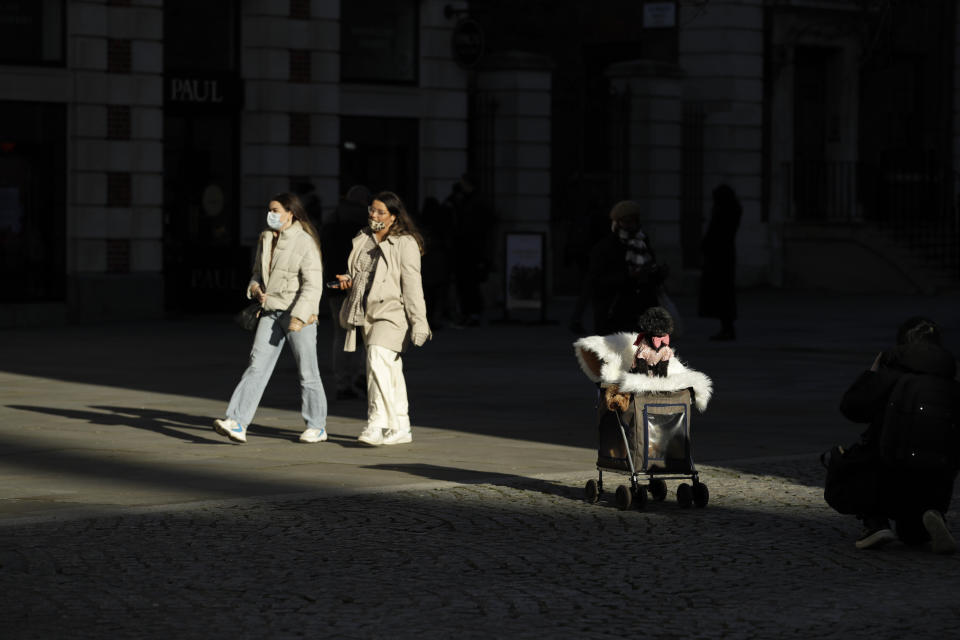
xmin=266 ymin=211 xmax=285 ymax=230
xmin=368 ymin=219 xmax=386 ymax=232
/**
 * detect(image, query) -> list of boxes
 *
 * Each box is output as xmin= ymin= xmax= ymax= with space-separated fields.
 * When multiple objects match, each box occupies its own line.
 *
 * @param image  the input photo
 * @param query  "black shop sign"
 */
xmin=451 ymin=18 xmax=484 ymax=69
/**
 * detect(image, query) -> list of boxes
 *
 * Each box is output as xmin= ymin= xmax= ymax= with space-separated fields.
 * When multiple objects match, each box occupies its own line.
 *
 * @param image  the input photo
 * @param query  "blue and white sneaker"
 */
xmin=214 ymin=418 xmax=247 ymax=444
xmin=299 ymin=427 xmax=328 ymax=443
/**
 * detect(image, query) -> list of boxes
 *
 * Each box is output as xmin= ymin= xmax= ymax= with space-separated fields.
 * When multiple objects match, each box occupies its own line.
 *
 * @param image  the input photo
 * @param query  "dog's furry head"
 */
xmin=638 ymin=306 xmax=674 ymax=336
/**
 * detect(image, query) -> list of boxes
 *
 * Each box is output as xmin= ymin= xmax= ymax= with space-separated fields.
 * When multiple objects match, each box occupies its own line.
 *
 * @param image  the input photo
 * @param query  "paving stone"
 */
xmin=1 ymin=460 xmax=958 ymax=638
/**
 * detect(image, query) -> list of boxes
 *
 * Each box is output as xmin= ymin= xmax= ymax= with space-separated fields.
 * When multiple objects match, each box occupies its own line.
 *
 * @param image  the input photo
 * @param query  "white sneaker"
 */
xmin=357 ymin=426 xmax=384 ymax=446
xmin=214 ymin=418 xmax=247 ymax=444
xmin=299 ymin=427 xmax=328 ymax=443
xmin=923 ymin=510 xmax=957 ymax=554
xmin=382 ymin=429 xmax=412 ymax=445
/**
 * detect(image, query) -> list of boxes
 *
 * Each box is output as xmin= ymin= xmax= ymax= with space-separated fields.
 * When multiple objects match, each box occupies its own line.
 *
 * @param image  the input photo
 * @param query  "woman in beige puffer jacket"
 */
xmin=213 ymin=192 xmax=328 ymax=445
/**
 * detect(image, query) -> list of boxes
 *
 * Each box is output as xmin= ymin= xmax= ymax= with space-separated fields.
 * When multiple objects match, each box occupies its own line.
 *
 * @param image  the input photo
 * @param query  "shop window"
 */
xmin=289 ymin=49 xmax=311 ymax=83
xmin=107 ymin=172 xmax=131 ymax=207
xmin=0 ymin=0 xmax=64 ymax=66
xmin=108 ymin=39 xmax=132 ymax=74
xmin=0 ymin=101 xmax=66 ymax=302
xmin=164 ymin=0 xmax=237 ymax=73
xmin=289 ymin=113 xmax=311 ymax=146
xmin=290 ymin=0 xmax=309 ymax=19
xmin=107 ymin=106 xmax=132 ymax=140
xmin=106 ymin=239 xmax=130 ymax=274
xmin=341 ymin=0 xmax=418 ymax=84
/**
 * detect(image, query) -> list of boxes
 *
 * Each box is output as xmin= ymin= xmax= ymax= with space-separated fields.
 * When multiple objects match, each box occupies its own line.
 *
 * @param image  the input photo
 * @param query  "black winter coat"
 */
xmin=838 ymin=341 xmax=960 ymax=522
xmin=698 ymin=191 xmax=741 ymax=320
xmin=586 ymin=232 xmax=660 ymax=335
xmin=840 ymin=341 xmax=959 ymax=449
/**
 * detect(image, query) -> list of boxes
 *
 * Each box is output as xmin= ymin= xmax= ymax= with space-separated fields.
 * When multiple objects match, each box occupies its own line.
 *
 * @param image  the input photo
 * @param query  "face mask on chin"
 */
xmin=267 ymin=211 xmax=285 ymax=230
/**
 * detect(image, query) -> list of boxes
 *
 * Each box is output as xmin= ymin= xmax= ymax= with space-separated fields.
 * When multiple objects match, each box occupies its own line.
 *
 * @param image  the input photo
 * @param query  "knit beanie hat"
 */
xmin=609 ymin=200 xmax=644 ymax=222
xmin=638 ymin=306 xmax=674 ymax=336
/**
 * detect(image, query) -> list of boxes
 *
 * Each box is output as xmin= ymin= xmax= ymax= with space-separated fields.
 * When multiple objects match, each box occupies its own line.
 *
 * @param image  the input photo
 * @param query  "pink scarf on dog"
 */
xmin=634 ymin=333 xmax=673 ymax=368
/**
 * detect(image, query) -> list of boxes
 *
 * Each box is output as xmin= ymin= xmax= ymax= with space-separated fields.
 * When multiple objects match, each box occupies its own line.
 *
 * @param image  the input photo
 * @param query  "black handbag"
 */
xmin=821 ymin=442 xmax=883 ymax=515
xmin=234 ymin=303 xmax=262 ymax=331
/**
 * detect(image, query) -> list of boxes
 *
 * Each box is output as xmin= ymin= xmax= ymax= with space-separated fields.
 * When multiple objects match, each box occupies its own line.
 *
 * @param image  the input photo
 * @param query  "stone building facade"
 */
xmin=2 ymin=0 xmax=957 ymax=326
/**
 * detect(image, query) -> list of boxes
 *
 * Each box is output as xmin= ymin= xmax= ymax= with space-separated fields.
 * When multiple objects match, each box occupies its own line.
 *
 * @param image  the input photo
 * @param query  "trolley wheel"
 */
xmin=584 ymin=479 xmax=600 ymax=504
xmin=676 ymin=483 xmax=693 ymax=508
xmin=692 ymin=482 xmax=709 ymax=508
xmin=633 ymin=485 xmax=648 ymax=511
xmin=615 ymin=484 xmax=632 ymax=511
xmin=648 ymin=478 xmax=668 ymax=502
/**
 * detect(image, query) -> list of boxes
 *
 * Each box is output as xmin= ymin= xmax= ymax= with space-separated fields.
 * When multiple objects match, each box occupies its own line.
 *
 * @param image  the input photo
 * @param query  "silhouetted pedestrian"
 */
xmin=567 ymin=204 xmax=610 ymax=333
xmin=699 ymin=184 xmax=741 ymax=340
xmin=584 ymin=200 xmax=664 ymax=335
xmin=443 ymin=175 xmax=492 ymax=326
xmin=292 ymin=181 xmax=323 ymax=229
xmin=418 ymin=196 xmax=454 ymax=329
xmin=321 ymin=184 xmax=369 ymax=400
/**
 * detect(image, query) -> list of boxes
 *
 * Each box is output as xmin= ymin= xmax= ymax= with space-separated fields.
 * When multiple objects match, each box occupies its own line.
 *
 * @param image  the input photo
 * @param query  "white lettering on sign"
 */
xmin=170 ymin=78 xmax=225 ymax=104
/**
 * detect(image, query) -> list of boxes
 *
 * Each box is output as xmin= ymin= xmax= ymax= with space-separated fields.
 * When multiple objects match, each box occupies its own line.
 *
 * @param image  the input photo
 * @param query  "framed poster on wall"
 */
xmin=504 ymin=232 xmax=545 ymax=317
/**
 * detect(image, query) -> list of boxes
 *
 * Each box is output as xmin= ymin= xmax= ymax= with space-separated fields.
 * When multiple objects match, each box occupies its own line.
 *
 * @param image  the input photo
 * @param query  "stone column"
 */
xmin=70 ymin=0 xmax=165 ymax=320
xmin=678 ymin=0 xmax=767 ymax=287
xmin=605 ymin=60 xmax=685 ymax=280
xmin=240 ymin=1 xmax=340 ymax=242
xmin=476 ymin=51 xmax=553 ymax=308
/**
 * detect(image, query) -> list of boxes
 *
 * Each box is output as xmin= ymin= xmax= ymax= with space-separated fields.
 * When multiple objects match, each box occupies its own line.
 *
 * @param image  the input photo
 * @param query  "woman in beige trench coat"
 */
xmin=334 ymin=191 xmax=431 ymax=446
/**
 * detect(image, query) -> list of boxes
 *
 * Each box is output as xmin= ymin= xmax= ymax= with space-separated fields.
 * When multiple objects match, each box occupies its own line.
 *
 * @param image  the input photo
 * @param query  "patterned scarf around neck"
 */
xmin=343 ymin=234 xmax=378 ymax=328
xmin=617 ymin=227 xmax=653 ymax=275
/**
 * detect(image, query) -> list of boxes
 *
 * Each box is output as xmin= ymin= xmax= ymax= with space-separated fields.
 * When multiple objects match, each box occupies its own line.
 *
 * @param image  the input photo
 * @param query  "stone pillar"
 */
xmin=679 ymin=0 xmax=768 ymax=287
xmin=70 ymin=0 xmax=165 ymax=320
xmin=605 ymin=60 xmax=685 ymax=281
xmin=240 ymin=2 xmax=340 ymax=243
xmin=476 ymin=51 xmax=553 ymax=307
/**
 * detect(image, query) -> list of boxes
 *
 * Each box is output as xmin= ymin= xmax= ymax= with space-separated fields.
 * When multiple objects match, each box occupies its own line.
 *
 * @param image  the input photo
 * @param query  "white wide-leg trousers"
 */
xmin=364 ymin=342 xmax=410 ymax=434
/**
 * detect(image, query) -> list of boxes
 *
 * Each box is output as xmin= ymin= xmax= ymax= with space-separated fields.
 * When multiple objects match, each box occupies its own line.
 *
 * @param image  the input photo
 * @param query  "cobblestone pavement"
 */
xmin=3 ymin=457 xmax=958 ymax=640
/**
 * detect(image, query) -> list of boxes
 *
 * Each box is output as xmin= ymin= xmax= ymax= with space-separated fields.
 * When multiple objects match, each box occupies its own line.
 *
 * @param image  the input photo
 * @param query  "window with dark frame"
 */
xmin=290 ymin=0 xmax=310 ymax=19
xmin=107 ymin=105 xmax=132 ymax=140
xmin=289 ymin=49 xmax=312 ymax=83
xmin=107 ymin=172 xmax=132 ymax=208
xmin=106 ymin=239 xmax=131 ymax=274
xmin=107 ymin=39 xmax=132 ymax=74
xmin=289 ymin=112 xmax=311 ymax=146
xmin=341 ymin=0 xmax=419 ymax=84
xmin=0 ymin=0 xmax=65 ymax=66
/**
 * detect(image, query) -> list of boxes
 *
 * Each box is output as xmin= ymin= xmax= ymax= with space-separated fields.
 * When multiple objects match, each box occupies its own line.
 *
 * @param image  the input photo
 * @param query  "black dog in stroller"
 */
xmin=573 ymin=307 xmax=713 ymax=510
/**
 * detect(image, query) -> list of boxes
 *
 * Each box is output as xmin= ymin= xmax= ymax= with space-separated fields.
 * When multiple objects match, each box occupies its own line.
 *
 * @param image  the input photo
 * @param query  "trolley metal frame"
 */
xmin=585 ymin=387 xmax=709 ymax=510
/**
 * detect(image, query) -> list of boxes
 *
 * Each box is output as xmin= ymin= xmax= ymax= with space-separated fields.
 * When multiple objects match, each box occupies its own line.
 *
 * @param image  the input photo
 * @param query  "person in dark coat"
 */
xmin=837 ymin=316 xmax=960 ymax=552
xmin=584 ymin=200 xmax=663 ymax=335
xmin=443 ymin=175 xmax=493 ymax=326
xmin=321 ymin=184 xmax=369 ymax=399
xmin=698 ymin=184 xmax=741 ymax=340
xmin=417 ymin=196 xmax=454 ymax=329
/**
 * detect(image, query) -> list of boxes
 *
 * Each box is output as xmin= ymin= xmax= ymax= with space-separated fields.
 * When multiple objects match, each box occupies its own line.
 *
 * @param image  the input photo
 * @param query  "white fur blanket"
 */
xmin=573 ymin=332 xmax=713 ymax=412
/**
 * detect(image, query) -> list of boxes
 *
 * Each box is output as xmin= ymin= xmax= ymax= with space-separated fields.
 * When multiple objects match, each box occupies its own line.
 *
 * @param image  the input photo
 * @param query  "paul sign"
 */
xmin=164 ymin=73 xmax=243 ymax=114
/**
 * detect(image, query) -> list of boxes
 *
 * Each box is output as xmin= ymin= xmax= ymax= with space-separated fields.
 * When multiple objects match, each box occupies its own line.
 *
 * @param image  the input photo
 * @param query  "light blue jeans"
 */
xmin=225 ymin=310 xmax=327 ymax=430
